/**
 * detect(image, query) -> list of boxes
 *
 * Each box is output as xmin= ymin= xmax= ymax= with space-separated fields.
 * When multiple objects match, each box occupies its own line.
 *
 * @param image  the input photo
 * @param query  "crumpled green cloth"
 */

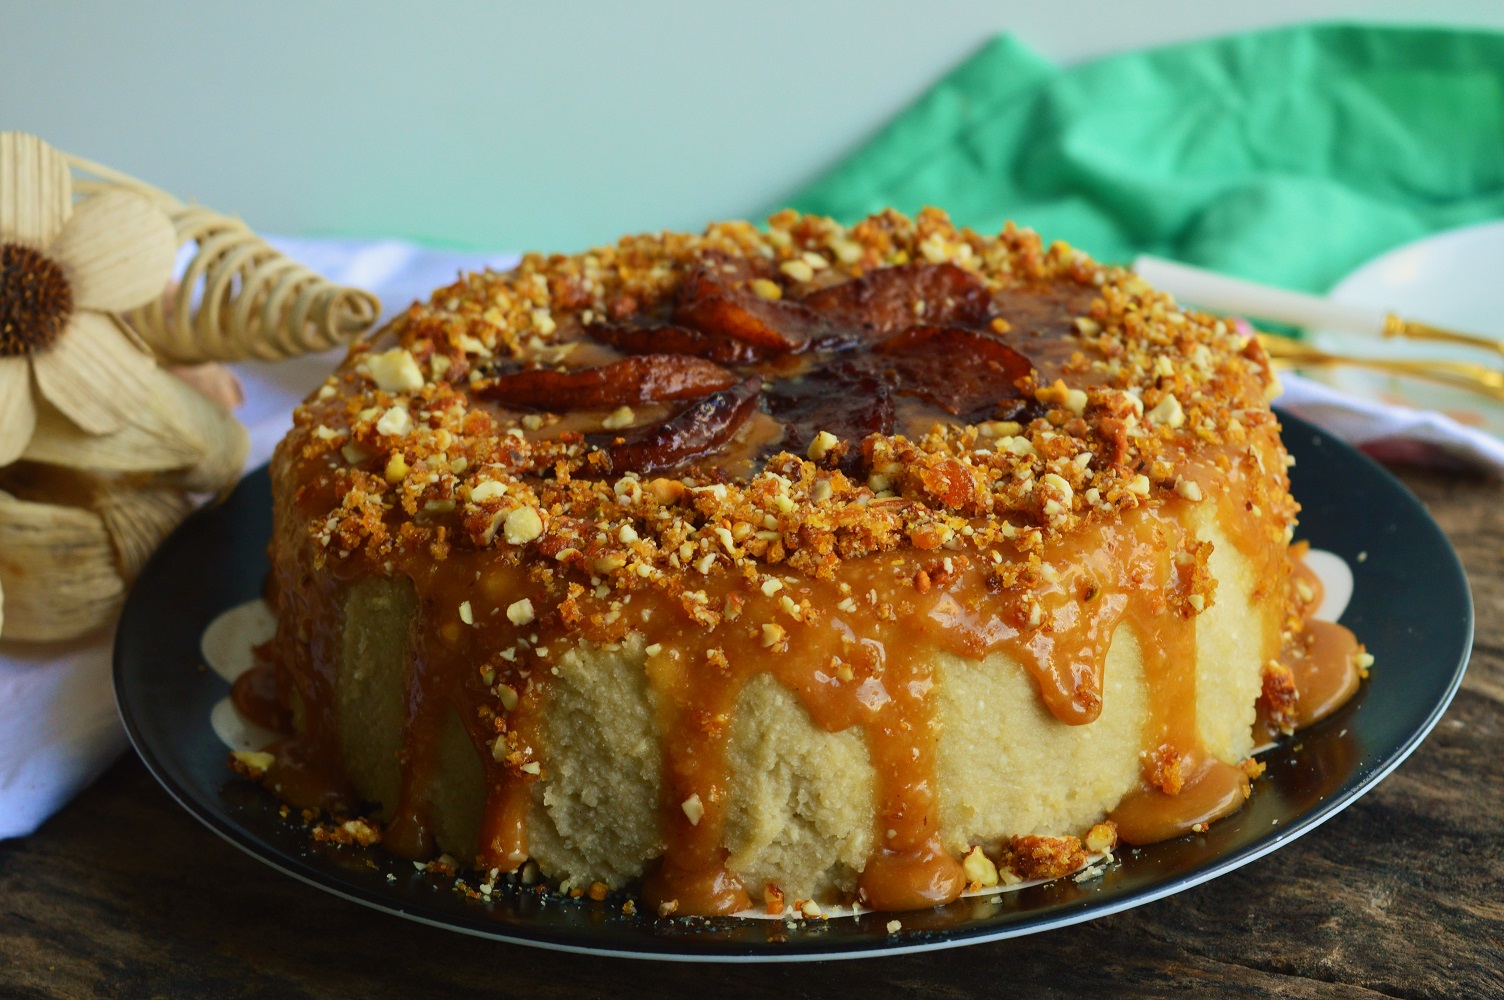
xmin=785 ymin=24 xmax=1504 ymax=292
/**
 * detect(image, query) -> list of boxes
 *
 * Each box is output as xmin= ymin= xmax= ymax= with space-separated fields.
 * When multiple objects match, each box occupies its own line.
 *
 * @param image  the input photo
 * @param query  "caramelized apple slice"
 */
xmin=673 ymin=256 xmax=826 ymax=354
xmin=588 ymin=376 xmax=762 ymax=475
xmin=764 ymin=359 xmax=895 ymax=465
xmin=875 ymin=326 xmax=1034 ymax=419
xmin=585 ymin=321 xmax=764 ymax=365
xmin=475 ymin=355 xmax=738 ymax=411
xmin=992 ymin=283 xmax=1099 ymax=342
xmin=801 ymin=263 xmax=992 ymax=338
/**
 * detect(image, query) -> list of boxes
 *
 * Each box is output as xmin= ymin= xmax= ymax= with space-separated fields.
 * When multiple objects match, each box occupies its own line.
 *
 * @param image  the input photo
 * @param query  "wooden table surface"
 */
xmin=3 ymin=466 xmax=1501 ymax=999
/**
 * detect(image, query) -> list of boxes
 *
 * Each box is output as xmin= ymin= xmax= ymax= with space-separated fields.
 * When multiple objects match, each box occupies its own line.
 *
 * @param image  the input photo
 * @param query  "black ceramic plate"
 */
xmin=114 ymin=412 xmax=1473 ymax=962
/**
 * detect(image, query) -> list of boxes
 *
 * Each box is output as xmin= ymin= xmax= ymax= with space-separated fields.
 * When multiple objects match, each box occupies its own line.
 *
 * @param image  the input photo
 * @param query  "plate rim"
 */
xmin=113 ymin=410 xmax=1475 ymax=963
xmin=1330 ymin=217 xmax=1504 ymax=307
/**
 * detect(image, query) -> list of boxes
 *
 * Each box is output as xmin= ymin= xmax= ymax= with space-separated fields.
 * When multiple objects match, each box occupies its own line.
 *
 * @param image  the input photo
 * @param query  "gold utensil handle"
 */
xmin=1136 ymin=255 xmax=1504 ymax=361
xmin=1260 ymin=334 xmax=1504 ymax=403
xmin=1384 ymin=314 xmax=1504 ymax=359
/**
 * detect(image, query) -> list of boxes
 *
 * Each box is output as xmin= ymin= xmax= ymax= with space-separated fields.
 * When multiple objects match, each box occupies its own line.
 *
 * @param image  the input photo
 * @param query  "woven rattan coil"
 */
xmin=63 ymin=153 xmax=379 ymax=364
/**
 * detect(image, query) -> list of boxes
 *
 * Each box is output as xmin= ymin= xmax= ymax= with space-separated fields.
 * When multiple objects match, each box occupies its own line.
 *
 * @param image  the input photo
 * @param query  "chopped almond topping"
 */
xmin=286 ymin=206 xmax=1291 ymax=609
xmin=470 ymin=480 xmax=507 ymax=503
xmin=761 ymin=623 xmax=787 ymax=649
xmin=503 ymin=507 xmax=545 ymax=545
xmin=1084 ymin=821 xmax=1118 ymax=854
xmin=366 ymin=348 xmax=424 ymax=392
xmin=375 ymin=405 xmax=412 ymax=437
xmin=961 ymin=845 xmax=1000 ymax=888
xmin=230 ymin=750 xmax=275 ymax=779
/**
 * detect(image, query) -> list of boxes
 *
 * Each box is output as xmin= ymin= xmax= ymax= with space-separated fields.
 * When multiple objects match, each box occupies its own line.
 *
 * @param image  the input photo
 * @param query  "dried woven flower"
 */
xmin=0 ymin=132 xmax=177 ymax=466
xmin=0 ymin=462 xmax=192 ymax=640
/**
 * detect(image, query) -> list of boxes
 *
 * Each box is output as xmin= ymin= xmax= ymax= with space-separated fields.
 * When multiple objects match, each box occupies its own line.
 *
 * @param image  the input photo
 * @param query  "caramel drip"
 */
xmin=1283 ymin=619 xmax=1363 ymax=730
xmin=381 ymin=623 xmax=450 ymax=859
xmin=230 ymin=658 xmax=288 ymax=733
xmin=383 ymin=557 xmax=549 ymax=869
xmin=234 ymin=635 xmax=351 ymax=813
xmin=252 ymin=512 xmax=370 ymax=815
xmin=255 ymin=736 xmax=357 ymax=815
xmin=476 ymin=693 xmax=542 ymax=873
xmin=1110 ymin=756 xmax=1250 ymax=845
xmin=848 ymin=622 xmax=965 ymax=911
xmin=1291 ymin=551 xmax=1325 ymax=612
xmin=638 ymin=647 xmax=754 ymax=915
xmin=1106 ymin=579 xmax=1250 ymax=845
xmin=1255 ymin=546 xmax=1363 ymax=741
xmin=858 ymin=837 xmax=967 ymax=912
xmin=1101 ymin=465 xmax=1277 ymax=845
xmin=260 ymin=497 xmax=1240 ymax=907
xmin=626 ymin=572 xmax=971 ymax=913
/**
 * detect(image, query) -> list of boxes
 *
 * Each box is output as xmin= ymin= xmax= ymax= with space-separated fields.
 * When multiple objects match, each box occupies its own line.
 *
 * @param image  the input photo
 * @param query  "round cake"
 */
xmin=247 ymin=208 xmax=1364 ymax=916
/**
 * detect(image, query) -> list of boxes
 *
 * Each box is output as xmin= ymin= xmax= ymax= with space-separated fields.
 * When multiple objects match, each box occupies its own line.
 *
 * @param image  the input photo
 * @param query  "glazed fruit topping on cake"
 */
xmin=475 ymin=249 xmax=1043 ymax=477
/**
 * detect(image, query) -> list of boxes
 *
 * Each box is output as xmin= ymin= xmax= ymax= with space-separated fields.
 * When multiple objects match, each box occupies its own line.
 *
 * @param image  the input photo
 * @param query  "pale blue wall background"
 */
xmin=5 ymin=1 xmax=1504 ymax=253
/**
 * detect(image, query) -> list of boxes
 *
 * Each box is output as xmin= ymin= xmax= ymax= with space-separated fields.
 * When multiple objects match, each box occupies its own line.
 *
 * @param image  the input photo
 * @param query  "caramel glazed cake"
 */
xmin=238 ymin=207 xmax=1370 ymax=918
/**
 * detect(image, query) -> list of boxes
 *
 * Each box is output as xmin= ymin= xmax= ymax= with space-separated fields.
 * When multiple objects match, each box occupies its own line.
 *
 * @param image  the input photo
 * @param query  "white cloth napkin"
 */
xmin=1276 ymin=373 xmax=1504 ymax=473
xmin=2 ymin=236 xmax=1498 ymax=839
xmin=0 ymin=237 xmax=515 ymax=839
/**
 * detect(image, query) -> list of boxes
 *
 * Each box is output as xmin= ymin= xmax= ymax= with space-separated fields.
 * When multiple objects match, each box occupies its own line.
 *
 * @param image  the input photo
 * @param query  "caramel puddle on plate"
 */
xmin=204 ymin=599 xmax=281 ymax=751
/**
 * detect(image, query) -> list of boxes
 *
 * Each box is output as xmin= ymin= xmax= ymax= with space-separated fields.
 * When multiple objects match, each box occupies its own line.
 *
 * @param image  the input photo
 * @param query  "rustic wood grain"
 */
xmin=2 ymin=466 xmax=1501 ymax=1000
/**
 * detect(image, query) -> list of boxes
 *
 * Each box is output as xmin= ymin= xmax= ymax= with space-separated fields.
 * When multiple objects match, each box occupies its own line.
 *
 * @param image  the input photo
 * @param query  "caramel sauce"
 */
xmin=1291 ymin=553 xmax=1325 ymax=612
xmin=1282 ymin=619 xmax=1363 ymax=729
xmin=230 ymin=658 xmax=288 ymax=733
xmin=233 ymin=646 xmax=356 ymax=814
xmin=264 ymin=468 xmax=1292 ymax=905
xmin=858 ymin=838 xmax=967 ymax=912
xmin=258 ymin=433 xmax=1363 ymax=911
xmin=260 ymin=529 xmax=358 ymax=816
xmin=638 ymin=643 xmax=755 ymax=915
xmin=255 ymin=253 xmax=1365 ymax=915
xmin=1110 ymin=753 xmax=1250 ymax=845
xmin=1255 ymin=547 xmax=1363 ymax=742
xmin=256 ymin=736 xmax=357 ymax=815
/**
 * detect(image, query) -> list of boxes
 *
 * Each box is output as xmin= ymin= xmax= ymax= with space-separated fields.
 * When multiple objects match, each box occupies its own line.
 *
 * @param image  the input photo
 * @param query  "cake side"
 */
xmin=308 ymin=459 xmax=1280 ymax=904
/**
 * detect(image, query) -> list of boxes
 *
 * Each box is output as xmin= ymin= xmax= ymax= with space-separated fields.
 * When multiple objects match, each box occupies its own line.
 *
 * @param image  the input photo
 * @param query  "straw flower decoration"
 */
xmin=0 ymin=132 xmax=177 ymax=466
xmin=0 ymin=132 xmax=377 ymax=641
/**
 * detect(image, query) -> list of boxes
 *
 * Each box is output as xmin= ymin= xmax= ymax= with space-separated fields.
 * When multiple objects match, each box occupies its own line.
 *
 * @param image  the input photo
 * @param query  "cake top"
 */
xmin=280 ymin=208 xmax=1290 ymax=603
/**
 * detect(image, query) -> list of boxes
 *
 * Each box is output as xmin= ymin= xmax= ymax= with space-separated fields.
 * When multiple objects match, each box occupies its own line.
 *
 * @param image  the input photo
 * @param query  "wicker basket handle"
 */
xmin=63 ymin=152 xmax=380 ymax=364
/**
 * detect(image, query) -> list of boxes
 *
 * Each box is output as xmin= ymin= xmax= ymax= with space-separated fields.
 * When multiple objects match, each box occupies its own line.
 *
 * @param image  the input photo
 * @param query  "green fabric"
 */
xmin=784 ymin=25 xmax=1504 ymax=293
